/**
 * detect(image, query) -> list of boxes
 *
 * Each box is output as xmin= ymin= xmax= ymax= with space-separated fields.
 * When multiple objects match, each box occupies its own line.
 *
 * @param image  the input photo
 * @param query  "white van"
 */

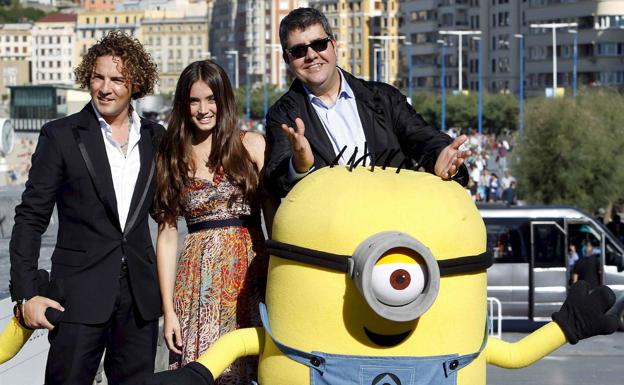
xmin=479 ymin=204 xmax=624 ymax=329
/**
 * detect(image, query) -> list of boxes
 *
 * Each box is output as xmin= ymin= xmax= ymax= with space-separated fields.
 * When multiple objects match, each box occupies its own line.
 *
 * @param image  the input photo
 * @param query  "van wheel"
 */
xmin=619 ymin=307 xmax=624 ymax=332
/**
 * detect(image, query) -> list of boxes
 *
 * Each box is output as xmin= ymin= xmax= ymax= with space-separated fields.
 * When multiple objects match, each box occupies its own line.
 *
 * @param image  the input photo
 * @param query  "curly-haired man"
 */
xmin=9 ymin=31 xmax=164 ymax=385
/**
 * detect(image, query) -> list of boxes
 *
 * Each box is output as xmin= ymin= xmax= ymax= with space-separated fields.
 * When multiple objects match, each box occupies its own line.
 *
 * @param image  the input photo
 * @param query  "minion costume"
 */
xmin=144 ymin=166 xmax=617 ymax=385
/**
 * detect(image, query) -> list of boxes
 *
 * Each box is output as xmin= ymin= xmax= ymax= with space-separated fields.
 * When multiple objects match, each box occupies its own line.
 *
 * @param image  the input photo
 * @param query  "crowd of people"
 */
xmin=447 ymin=128 xmax=518 ymax=205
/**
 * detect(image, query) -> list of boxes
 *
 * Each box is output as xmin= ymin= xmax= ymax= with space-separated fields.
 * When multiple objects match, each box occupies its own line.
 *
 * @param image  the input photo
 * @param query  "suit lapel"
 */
xmin=289 ymin=81 xmax=336 ymax=165
xmin=73 ymin=104 xmax=121 ymax=231
xmin=346 ymin=72 xmax=378 ymax=156
xmin=124 ymin=121 xmax=154 ymax=235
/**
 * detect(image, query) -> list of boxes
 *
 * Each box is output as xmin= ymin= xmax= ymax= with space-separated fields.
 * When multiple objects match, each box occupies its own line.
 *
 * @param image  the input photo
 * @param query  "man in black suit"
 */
xmin=9 ymin=31 xmax=164 ymax=385
xmin=266 ymin=8 xmax=470 ymax=197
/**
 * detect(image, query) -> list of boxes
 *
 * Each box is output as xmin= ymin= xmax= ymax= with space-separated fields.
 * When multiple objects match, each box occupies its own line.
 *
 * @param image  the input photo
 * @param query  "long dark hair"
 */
xmin=153 ymin=60 xmax=259 ymax=227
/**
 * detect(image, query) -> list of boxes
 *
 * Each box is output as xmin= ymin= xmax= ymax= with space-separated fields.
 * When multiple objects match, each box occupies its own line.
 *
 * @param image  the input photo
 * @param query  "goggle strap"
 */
xmin=267 ymin=240 xmax=492 ymax=275
xmin=437 ymin=251 xmax=493 ymax=276
xmin=266 ymin=240 xmax=351 ymax=273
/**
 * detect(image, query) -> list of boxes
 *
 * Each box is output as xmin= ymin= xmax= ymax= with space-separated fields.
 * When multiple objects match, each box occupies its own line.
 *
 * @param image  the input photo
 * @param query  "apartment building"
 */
xmin=269 ymin=0 xmax=307 ymax=89
xmin=76 ymin=8 xmax=144 ymax=59
xmin=209 ymin=0 xmax=307 ymax=90
xmin=80 ymin=0 xmax=125 ymax=11
xmin=141 ymin=9 xmax=209 ymax=93
xmin=524 ymin=0 xmax=624 ymax=93
xmin=0 ymin=24 xmax=32 ymax=62
xmin=31 ymin=13 xmax=77 ymax=86
xmin=401 ymin=0 xmax=624 ymax=95
xmin=309 ymin=0 xmax=399 ymax=83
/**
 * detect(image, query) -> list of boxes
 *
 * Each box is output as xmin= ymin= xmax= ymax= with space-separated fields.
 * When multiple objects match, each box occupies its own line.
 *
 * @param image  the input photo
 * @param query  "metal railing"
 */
xmin=487 ymin=296 xmax=503 ymax=339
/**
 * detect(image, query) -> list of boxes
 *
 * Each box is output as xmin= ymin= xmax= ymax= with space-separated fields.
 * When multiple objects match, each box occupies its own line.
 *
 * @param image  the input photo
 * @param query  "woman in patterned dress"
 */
xmin=153 ymin=60 xmax=268 ymax=384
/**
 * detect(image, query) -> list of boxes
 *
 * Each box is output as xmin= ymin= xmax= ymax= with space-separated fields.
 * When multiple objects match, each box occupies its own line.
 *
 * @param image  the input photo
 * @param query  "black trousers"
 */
xmin=45 ymin=267 xmax=159 ymax=385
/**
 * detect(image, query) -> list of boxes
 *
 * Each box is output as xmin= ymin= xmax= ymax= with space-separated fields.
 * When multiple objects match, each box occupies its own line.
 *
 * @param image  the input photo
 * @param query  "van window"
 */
xmin=486 ymin=224 xmax=527 ymax=263
xmin=606 ymin=237 xmax=624 ymax=269
xmin=568 ymin=223 xmax=601 ymax=261
xmin=533 ymin=224 xmax=566 ymax=268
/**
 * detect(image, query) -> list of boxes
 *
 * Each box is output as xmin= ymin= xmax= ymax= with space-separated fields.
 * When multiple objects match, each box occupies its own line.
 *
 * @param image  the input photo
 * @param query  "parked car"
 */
xmin=479 ymin=204 xmax=624 ymax=330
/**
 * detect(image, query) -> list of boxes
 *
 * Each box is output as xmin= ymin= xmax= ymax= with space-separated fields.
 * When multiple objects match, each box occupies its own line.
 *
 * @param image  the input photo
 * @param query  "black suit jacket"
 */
xmin=9 ymin=103 xmax=164 ymax=324
xmin=265 ymin=69 xmax=463 ymax=197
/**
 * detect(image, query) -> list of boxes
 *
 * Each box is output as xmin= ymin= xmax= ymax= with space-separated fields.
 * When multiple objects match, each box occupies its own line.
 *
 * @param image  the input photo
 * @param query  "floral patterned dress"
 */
xmin=169 ymin=171 xmax=266 ymax=385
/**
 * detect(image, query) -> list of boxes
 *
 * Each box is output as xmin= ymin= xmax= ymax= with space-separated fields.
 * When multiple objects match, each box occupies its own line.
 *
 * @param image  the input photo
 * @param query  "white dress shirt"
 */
xmin=287 ymin=68 xmax=367 ymax=182
xmin=92 ymin=101 xmax=142 ymax=232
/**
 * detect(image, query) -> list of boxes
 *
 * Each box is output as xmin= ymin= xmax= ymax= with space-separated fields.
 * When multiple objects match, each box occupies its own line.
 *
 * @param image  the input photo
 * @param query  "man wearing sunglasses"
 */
xmin=265 ymin=7 xmax=471 ymax=198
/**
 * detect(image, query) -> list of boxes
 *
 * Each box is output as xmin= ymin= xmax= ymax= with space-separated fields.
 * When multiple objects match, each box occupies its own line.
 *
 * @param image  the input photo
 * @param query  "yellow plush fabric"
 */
xmin=260 ymin=167 xmax=489 ymax=385
xmin=0 ymin=317 xmax=33 ymax=364
xmin=197 ymin=327 xmax=263 ymax=377
xmin=191 ymin=167 xmax=570 ymax=385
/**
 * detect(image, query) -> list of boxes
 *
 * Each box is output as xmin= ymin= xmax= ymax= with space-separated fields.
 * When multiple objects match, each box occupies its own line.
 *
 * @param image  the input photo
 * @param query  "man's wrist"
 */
xmin=287 ymin=156 xmax=314 ymax=183
xmin=293 ymin=157 xmax=312 ymax=174
xmin=13 ymin=298 xmax=32 ymax=329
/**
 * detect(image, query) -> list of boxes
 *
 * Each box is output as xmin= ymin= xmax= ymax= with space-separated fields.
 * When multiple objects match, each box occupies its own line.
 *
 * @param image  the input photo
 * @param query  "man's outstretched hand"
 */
xmin=434 ymin=135 xmax=471 ymax=179
xmin=281 ymin=117 xmax=314 ymax=173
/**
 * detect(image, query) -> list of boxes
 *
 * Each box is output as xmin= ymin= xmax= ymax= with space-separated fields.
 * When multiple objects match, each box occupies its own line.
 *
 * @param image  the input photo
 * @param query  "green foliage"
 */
xmin=410 ymin=91 xmax=518 ymax=134
xmin=0 ymin=0 xmax=48 ymax=23
xmin=233 ymin=84 xmax=286 ymax=120
xmin=514 ymin=89 xmax=624 ymax=212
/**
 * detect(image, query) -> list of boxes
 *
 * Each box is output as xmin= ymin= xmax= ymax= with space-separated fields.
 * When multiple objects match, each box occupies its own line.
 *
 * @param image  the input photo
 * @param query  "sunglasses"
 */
xmin=285 ymin=37 xmax=333 ymax=59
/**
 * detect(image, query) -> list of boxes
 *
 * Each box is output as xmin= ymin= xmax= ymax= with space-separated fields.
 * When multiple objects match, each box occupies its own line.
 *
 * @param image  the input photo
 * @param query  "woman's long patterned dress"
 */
xmin=168 ymin=173 xmax=266 ymax=385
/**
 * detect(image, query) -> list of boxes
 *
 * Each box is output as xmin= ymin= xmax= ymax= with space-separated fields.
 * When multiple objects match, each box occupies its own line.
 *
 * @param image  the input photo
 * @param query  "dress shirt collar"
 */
xmin=91 ymin=100 xmax=141 ymax=136
xmin=303 ymin=68 xmax=354 ymax=108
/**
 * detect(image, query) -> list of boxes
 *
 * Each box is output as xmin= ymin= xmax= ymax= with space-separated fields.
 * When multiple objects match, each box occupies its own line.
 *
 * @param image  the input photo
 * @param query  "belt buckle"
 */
xmin=120 ymin=258 xmax=128 ymax=275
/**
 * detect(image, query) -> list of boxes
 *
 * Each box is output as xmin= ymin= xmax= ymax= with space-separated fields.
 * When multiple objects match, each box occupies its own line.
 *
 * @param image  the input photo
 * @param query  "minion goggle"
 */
xmin=267 ymin=231 xmax=492 ymax=322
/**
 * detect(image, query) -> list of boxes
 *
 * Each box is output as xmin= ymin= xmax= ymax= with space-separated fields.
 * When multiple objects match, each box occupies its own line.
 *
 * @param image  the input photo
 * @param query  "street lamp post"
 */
xmin=529 ymin=22 xmax=577 ymax=96
xmin=225 ymin=50 xmax=239 ymax=89
xmin=243 ymin=54 xmax=250 ymax=123
xmin=439 ymin=30 xmax=481 ymax=93
xmin=437 ymin=39 xmax=447 ymax=131
xmin=514 ymin=34 xmax=525 ymax=135
xmin=404 ymin=41 xmax=413 ymax=103
xmin=568 ymin=29 xmax=578 ymax=97
xmin=368 ymin=35 xmax=405 ymax=84
xmin=264 ymin=44 xmax=283 ymax=121
xmin=473 ymin=36 xmax=483 ymax=135
xmin=373 ymin=46 xmax=383 ymax=82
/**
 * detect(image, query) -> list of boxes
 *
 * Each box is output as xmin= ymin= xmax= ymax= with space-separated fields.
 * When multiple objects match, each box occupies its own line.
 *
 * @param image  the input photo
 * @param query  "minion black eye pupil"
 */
xmin=390 ymin=269 xmax=410 ymax=290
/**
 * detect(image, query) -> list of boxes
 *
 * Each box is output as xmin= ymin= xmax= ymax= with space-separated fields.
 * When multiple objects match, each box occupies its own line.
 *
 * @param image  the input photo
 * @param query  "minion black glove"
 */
xmin=552 ymin=280 xmax=618 ymax=345
xmin=141 ymin=362 xmax=214 ymax=385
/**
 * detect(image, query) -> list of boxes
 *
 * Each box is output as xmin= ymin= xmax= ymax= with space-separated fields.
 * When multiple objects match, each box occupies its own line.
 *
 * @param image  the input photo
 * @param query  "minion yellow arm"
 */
xmin=196 ymin=327 xmax=264 ymax=377
xmin=485 ymin=322 xmax=567 ymax=368
xmin=0 ymin=317 xmax=34 ymax=364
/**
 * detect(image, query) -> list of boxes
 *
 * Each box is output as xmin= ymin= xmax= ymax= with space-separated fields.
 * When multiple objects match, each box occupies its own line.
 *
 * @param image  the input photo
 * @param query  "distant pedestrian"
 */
xmin=608 ymin=214 xmax=624 ymax=242
xmin=571 ymin=243 xmax=601 ymax=289
xmin=502 ymin=181 xmax=516 ymax=206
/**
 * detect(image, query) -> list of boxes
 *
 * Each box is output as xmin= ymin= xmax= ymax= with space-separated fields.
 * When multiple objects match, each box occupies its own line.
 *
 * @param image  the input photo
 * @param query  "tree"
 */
xmin=483 ymin=93 xmax=518 ymax=135
xmin=410 ymin=91 xmax=518 ymax=134
xmin=514 ymin=90 xmax=624 ymax=213
xmin=233 ymin=84 xmax=285 ymax=120
xmin=0 ymin=1 xmax=47 ymax=23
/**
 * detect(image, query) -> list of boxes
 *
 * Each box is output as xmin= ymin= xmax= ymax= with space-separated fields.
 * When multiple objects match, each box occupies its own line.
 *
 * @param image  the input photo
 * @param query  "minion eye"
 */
xmin=371 ymin=262 xmax=427 ymax=306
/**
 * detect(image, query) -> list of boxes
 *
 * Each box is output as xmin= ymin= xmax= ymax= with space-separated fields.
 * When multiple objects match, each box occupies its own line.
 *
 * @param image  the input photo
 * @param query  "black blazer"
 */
xmin=9 ymin=103 xmax=164 ymax=324
xmin=265 ymin=69 xmax=464 ymax=197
